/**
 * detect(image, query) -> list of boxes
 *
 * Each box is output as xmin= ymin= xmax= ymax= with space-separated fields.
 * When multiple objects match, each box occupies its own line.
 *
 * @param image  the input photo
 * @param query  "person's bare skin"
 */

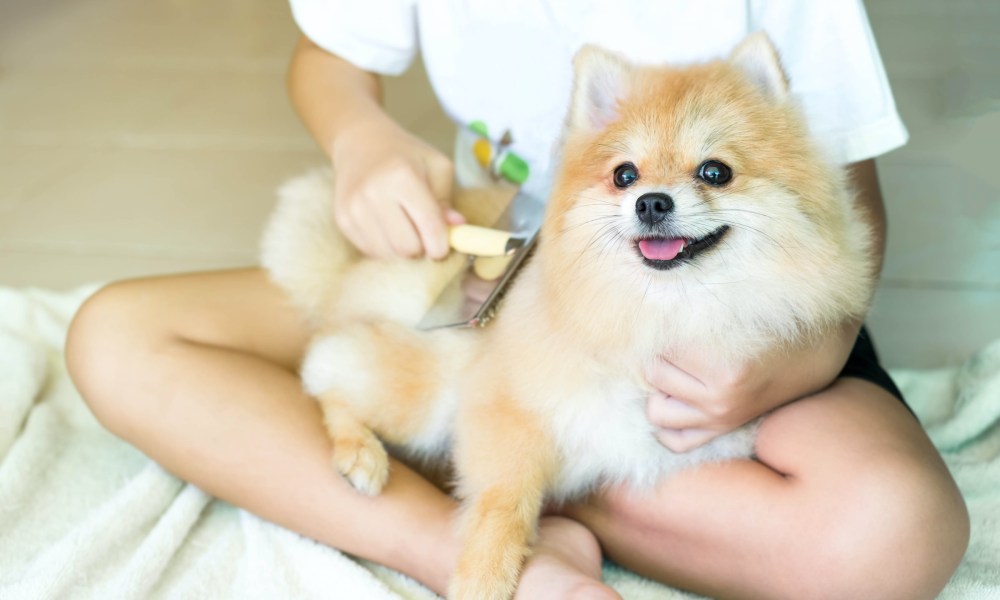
xmin=64 ymin=36 xmax=969 ymax=599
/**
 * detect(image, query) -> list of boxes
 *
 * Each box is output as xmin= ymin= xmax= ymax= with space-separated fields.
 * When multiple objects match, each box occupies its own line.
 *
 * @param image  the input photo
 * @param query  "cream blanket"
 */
xmin=1 ymin=286 xmax=997 ymax=599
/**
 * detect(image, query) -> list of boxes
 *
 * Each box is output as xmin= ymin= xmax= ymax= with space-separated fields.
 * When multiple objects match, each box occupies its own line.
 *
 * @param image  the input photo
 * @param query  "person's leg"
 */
xmin=65 ymin=268 xmax=619 ymax=599
xmin=568 ymin=378 xmax=969 ymax=600
xmin=66 ymin=269 xmax=460 ymax=591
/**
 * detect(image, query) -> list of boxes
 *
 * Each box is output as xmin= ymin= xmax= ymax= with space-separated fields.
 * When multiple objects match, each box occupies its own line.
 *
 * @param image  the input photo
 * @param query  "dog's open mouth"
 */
xmin=635 ymin=225 xmax=730 ymax=270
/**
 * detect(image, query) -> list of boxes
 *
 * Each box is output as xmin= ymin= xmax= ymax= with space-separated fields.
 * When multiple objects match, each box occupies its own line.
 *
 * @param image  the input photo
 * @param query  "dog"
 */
xmin=261 ymin=32 xmax=876 ymax=600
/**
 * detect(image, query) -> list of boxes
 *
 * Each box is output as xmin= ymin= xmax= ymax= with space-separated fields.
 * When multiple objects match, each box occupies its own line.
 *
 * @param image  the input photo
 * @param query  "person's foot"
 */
xmin=515 ymin=516 xmax=622 ymax=600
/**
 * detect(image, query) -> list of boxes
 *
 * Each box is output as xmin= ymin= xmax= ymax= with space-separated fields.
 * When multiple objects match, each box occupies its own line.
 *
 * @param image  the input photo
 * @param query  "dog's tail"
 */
xmin=260 ymin=169 xmax=357 ymax=320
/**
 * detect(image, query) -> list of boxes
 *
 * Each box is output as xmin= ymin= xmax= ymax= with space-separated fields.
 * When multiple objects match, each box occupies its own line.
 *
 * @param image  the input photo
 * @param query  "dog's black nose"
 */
xmin=635 ymin=193 xmax=673 ymax=225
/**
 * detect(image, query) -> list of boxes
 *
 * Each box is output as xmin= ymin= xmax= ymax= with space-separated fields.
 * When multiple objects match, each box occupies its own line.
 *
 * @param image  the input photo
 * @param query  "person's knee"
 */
xmin=66 ymin=281 xmax=158 ymax=432
xmin=801 ymin=455 xmax=969 ymax=600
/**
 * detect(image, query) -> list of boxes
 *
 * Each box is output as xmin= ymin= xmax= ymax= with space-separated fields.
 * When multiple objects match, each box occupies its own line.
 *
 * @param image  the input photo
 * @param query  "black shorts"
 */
xmin=838 ymin=326 xmax=912 ymax=415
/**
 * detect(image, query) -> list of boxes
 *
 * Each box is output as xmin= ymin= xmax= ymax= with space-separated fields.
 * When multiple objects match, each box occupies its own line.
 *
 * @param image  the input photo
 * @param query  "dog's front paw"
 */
xmin=331 ymin=431 xmax=390 ymax=495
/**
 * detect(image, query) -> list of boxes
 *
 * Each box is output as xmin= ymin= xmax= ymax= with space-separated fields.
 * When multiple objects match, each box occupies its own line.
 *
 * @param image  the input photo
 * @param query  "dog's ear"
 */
xmin=729 ymin=31 xmax=789 ymax=101
xmin=568 ymin=45 xmax=633 ymax=131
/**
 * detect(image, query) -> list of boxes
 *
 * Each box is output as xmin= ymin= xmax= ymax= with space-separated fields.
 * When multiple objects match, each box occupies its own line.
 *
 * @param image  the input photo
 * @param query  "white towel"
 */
xmin=0 ymin=286 xmax=997 ymax=599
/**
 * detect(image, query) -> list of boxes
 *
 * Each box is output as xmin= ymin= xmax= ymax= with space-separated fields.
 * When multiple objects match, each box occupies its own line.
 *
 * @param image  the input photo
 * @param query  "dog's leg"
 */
xmin=449 ymin=399 xmax=556 ymax=600
xmin=303 ymin=322 xmax=468 ymax=493
xmin=317 ymin=394 xmax=391 ymax=495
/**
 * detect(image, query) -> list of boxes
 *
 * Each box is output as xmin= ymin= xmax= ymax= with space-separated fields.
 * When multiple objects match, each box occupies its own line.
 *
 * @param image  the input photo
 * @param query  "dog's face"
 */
xmin=546 ymin=33 xmax=848 ymax=281
xmin=538 ymin=34 xmax=873 ymax=357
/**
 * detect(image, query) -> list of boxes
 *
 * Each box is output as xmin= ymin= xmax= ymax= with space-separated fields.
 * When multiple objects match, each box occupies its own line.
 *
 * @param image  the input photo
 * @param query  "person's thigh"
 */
xmin=66 ymin=269 xmax=468 ymax=594
xmin=69 ymin=268 xmax=309 ymax=373
xmin=569 ymin=378 xmax=969 ymax=600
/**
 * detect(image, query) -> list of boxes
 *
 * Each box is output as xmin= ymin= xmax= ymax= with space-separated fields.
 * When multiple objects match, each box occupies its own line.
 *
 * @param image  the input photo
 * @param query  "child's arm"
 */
xmin=288 ymin=35 xmax=459 ymax=259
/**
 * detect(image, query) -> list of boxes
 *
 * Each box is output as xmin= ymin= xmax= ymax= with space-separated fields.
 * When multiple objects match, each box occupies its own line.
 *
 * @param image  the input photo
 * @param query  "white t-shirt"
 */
xmin=291 ymin=0 xmax=908 ymax=197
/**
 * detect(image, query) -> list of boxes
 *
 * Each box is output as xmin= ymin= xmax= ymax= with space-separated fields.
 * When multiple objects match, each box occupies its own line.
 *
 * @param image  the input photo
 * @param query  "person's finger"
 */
xmin=333 ymin=175 xmax=385 ymax=257
xmin=654 ymin=346 xmax=721 ymax=380
xmin=378 ymin=161 xmax=449 ymax=258
xmin=444 ymin=208 xmax=466 ymax=226
xmin=333 ymin=203 xmax=377 ymax=257
xmin=349 ymin=197 xmax=397 ymax=259
xmin=653 ymin=427 xmax=717 ymax=453
xmin=399 ymin=186 xmax=450 ymax=259
xmin=378 ymin=200 xmax=424 ymax=258
xmin=645 ymin=392 xmax=708 ymax=430
xmin=424 ymin=154 xmax=455 ymax=205
xmin=418 ymin=155 xmax=456 ymax=259
xmin=645 ymin=357 xmax=710 ymax=406
xmin=366 ymin=194 xmax=428 ymax=258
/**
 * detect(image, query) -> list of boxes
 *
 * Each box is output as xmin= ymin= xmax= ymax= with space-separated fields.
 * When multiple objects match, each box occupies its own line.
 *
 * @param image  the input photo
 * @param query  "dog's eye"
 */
xmin=613 ymin=163 xmax=639 ymax=188
xmin=697 ymin=160 xmax=732 ymax=186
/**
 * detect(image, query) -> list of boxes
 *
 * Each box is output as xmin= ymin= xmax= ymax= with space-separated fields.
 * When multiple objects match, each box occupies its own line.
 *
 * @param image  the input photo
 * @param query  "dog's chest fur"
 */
xmin=518 ymin=358 xmax=757 ymax=503
xmin=546 ymin=375 xmax=666 ymax=500
xmin=477 ymin=267 xmax=758 ymax=504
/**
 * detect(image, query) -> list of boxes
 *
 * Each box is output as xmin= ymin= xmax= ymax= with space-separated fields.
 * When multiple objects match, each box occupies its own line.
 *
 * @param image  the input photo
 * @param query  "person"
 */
xmin=65 ymin=1 xmax=970 ymax=598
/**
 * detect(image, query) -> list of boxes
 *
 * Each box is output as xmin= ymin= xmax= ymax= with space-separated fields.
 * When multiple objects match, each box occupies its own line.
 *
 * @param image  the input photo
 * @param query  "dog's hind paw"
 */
xmin=332 ymin=432 xmax=390 ymax=495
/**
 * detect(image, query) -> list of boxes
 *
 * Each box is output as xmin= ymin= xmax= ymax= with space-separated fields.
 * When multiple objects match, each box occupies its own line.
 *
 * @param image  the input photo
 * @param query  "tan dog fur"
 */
xmin=261 ymin=33 xmax=876 ymax=599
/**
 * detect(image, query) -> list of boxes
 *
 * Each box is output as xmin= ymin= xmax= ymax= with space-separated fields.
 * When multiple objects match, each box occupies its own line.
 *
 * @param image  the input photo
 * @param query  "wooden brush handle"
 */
xmin=448 ymin=224 xmax=513 ymax=257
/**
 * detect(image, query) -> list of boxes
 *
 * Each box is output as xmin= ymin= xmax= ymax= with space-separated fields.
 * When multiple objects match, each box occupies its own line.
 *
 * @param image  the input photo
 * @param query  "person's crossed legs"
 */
xmin=66 ymin=268 xmax=968 ymax=600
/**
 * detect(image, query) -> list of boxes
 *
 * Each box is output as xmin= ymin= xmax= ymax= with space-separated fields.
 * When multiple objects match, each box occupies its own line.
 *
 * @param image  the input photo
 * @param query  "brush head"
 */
xmin=419 ymin=191 xmax=543 ymax=330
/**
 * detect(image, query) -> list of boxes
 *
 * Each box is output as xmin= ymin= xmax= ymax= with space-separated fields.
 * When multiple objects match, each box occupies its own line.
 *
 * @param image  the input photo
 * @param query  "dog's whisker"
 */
xmin=561 ymin=220 xmax=624 ymax=272
xmin=558 ymin=216 xmax=619 ymax=236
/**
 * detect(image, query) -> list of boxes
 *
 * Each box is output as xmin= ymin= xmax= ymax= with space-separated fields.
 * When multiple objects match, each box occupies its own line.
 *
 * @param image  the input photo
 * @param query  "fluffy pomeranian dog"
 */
xmin=261 ymin=32 xmax=876 ymax=600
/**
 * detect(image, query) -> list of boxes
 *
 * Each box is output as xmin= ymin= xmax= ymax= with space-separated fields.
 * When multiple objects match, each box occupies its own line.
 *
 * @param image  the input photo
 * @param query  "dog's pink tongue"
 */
xmin=639 ymin=238 xmax=685 ymax=261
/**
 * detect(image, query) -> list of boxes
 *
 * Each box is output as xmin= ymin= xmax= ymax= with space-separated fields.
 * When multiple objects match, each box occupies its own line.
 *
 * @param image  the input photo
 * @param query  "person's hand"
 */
xmin=330 ymin=118 xmax=464 ymax=259
xmin=644 ymin=321 xmax=861 ymax=452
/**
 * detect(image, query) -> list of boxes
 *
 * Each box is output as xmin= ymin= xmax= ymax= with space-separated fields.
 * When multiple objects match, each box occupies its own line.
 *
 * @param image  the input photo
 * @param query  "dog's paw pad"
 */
xmin=332 ymin=436 xmax=390 ymax=496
